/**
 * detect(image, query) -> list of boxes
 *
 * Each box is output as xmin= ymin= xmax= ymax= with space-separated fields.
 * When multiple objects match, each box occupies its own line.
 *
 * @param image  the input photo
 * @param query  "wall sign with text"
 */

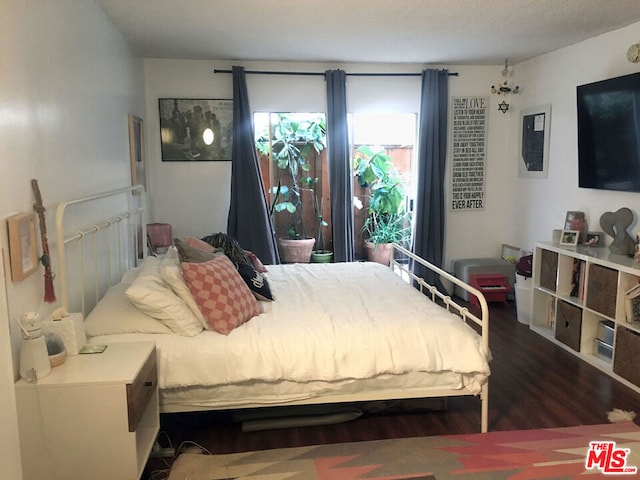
xmin=450 ymin=96 xmax=488 ymax=211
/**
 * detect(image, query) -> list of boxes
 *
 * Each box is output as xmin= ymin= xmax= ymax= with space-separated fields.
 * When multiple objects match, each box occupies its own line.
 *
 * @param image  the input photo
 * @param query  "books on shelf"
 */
xmin=546 ymin=297 xmax=556 ymax=329
xmin=570 ymin=259 xmax=586 ymax=300
xmin=624 ymin=283 xmax=640 ymax=323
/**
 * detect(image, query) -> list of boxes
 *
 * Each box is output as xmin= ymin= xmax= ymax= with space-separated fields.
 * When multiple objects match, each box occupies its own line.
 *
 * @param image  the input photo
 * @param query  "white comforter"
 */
xmin=88 ymin=262 xmax=490 ymax=394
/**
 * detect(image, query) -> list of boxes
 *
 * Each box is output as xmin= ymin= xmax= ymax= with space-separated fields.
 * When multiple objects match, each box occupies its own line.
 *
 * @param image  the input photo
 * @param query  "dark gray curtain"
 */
xmin=325 ymin=69 xmax=354 ymax=262
xmin=227 ymin=66 xmax=280 ymax=264
xmin=413 ymin=69 xmax=449 ymax=288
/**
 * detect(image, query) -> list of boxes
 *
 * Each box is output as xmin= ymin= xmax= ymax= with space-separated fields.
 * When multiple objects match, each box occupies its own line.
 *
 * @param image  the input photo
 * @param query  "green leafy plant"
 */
xmin=354 ymin=145 xmax=411 ymax=246
xmin=256 ymin=114 xmax=326 ymax=239
xmin=361 ymin=211 xmax=411 ymax=245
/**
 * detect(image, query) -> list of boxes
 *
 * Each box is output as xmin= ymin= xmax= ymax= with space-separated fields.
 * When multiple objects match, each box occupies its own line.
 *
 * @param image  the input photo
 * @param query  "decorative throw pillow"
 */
xmin=174 ymin=238 xmax=224 ymax=263
xmin=159 ymin=247 xmax=209 ymax=329
xmin=237 ymin=263 xmax=274 ymax=301
xmin=200 ymin=232 xmax=252 ymax=267
xmin=181 ymin=256 xmax=262 ymax=335
xmin=125 ymin=256 xmax=203 ymax=336
xmin=245 ymin=250 xmax=268 ymax=273
xmin=184 ymin=236 xmax=216 ymax=253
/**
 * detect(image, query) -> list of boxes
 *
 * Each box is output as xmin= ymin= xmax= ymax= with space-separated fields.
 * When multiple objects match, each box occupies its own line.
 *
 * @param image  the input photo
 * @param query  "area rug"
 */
xmin=168 ymin=422 xmax=640 ymax=479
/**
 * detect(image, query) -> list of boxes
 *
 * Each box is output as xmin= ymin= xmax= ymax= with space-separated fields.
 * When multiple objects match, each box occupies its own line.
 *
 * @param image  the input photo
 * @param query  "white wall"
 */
xmin=507 ymin=22 xmax=640 ymax=253
xmin=144 ymin=59 xmax=513 ymax=267
xmin=0 ymin=1 xmax=145 ymax=477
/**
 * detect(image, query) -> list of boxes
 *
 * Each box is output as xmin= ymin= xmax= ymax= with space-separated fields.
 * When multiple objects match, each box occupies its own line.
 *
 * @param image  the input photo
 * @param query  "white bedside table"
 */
xmin=15 ymin=341 xmax=159 ymax=480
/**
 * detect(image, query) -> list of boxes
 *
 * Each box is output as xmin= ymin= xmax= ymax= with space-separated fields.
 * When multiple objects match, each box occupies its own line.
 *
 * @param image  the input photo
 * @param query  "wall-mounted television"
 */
xmin=577 ymin=72 xmax=640 ymax=192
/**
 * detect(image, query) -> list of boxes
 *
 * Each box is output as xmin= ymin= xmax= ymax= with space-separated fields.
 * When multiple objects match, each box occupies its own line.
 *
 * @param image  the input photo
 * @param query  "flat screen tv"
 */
xmin=577 ymin=72 xmax=640 ymax=192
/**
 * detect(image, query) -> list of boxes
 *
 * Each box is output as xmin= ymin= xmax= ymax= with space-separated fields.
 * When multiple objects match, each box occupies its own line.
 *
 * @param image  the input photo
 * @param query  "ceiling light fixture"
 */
xmin=491 ymin=58 xmax=520 ymax=113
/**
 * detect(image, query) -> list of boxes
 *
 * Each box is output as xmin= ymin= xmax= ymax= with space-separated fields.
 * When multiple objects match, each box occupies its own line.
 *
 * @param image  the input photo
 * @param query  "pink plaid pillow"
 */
xmin=181 ymin=256 xmax=261 ymax=335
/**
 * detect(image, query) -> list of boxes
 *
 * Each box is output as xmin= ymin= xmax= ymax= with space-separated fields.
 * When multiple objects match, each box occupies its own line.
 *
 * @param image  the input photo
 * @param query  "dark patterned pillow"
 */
xmin=237 ymin=263 xmax=274 ymax=301
xmin=200 ymin=233 xmax=252 ymax=267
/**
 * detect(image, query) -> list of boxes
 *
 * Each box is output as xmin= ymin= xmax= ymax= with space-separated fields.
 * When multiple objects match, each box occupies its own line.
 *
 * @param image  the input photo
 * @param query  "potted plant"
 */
xmin=309 ymin=178 xmax=333 ymax=263
xmin=354 ymin=145 xmax=411 ymax=265
xmin=257 ymin=114 xmax=326 ymax=263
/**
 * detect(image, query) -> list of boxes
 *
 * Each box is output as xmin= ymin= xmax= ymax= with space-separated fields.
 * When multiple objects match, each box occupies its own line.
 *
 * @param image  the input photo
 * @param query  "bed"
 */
xmin=54 ymin=186 xmax=491 ymax=432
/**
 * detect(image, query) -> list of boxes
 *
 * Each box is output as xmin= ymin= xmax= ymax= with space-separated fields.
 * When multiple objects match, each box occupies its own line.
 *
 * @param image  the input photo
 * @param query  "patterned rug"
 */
xmin=168 ymin=422 xmax=640 ymax=479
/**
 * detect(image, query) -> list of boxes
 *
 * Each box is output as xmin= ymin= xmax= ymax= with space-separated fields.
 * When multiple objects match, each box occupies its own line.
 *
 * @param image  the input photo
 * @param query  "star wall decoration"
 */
xmin=498 ymin=101 xmax=509 ymax=114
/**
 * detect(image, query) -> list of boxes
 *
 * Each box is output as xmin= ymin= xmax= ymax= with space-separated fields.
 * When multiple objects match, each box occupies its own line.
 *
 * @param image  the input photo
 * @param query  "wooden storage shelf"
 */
xmin=532 ymin=241 xmax=640 ymax=393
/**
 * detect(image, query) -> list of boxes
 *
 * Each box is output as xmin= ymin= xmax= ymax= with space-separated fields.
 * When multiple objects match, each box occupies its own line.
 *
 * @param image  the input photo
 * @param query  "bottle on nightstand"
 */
xmin=18 ymin=312 xmax=51 ymax=382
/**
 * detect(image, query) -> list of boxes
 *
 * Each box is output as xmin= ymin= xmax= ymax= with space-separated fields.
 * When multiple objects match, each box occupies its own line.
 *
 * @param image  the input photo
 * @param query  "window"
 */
xmin=350 ymin=113 xmax=417 ymax=259
xmin=254 ymin=111 xmax=417 ymax=260
xmin=254 ymin=113 xmax=330 ymax=250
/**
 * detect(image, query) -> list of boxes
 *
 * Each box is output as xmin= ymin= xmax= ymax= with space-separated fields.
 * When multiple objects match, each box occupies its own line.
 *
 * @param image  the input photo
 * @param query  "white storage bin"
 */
xmin=515 ymin=278 xmax=533 ymax=325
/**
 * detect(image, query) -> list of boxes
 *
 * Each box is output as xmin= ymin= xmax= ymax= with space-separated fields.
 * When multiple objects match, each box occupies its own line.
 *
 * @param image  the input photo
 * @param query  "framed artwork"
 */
xmin=158 ymin=98 xmax=233 ymax=161
xmin=128 ymin=115 xmax=146 ymax=190
xmin=560 ymin=229 xmax=580 ymax=246
xmin=501 ymin=244 xmax=521 ymax=263
xmin=519 ymin=104 xmax=551 ymax=178
xmin=564 ymin=211 xmax=586 ymax=243
xmin=7 ymin=213 xmax=38 ymax=282
xmin=585 ymin=232 xmax=603 ymax=247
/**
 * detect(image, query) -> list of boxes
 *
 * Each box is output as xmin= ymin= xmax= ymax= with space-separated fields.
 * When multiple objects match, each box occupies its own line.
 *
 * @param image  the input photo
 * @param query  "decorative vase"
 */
xmin=278 ymin=237 xmax=315 ymax=264
xmin=364 ymin=241 xmax=392 ymax=266
xmin=311 ymin=250 xmax=333 ymax=263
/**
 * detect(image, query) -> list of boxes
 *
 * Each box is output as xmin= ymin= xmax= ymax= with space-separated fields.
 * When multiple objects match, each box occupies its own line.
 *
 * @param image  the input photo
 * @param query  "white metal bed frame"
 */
xmin=54 ymin=186 xmax=490 ymax=432
xmin=55 ymin=185 xmax=146 ymax=317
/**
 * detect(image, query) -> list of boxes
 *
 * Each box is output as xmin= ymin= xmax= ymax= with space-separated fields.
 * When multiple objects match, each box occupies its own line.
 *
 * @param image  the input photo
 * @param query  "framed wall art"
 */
xmin=7 ymin=213 xmax=38 ymax=282
xmin=519 ymin=104 xmax=551 ymax=178
xmin=158 ymin=98 xmax=233 ymax=161
xmin=128 ymin=114 xmax=146 ymax=190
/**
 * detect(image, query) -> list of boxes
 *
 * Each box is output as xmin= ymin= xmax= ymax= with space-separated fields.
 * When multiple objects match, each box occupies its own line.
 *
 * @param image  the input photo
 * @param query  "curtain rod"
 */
xmin=213 ymin=68 xmax=458 ymax=77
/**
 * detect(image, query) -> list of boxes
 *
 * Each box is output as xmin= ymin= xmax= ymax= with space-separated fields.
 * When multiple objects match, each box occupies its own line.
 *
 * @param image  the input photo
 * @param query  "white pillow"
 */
xmin=120 ymin=264 xmax=143 ymax=285
xmin=85 ymin=283 xmax=172 ymax=336
xmin=125 ymin=256 xmax=203 ymax=336
xmin=159 ymin=247 xmax=209 ymax=330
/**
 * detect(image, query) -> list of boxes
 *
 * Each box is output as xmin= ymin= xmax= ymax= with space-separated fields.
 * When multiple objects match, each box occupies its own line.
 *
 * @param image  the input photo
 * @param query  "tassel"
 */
xmin=44 ymin=272 xmax=56 ymax=303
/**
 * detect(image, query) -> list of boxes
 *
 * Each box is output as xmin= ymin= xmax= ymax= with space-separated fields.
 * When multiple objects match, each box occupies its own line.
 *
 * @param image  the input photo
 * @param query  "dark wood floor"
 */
xmin=143 ymin=301 xmax=640 ymax=478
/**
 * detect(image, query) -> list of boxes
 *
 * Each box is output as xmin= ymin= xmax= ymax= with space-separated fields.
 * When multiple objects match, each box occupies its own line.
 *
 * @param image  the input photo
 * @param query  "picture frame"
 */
xmin=585 ymin=231 xmax=603 ymax=247
xmin=128 ymin=114 xmax=146 ymax=190
xmin=158 ymin=98 xmax=233 ymax=161
xmin=563 ymin=210 xmax=586 ymax=243
xmin=501 ymin=244 xmax=521 ymax=263
xmin=519 ymin=104 xmax=551 ymax=178
xmin=560 ymin=229 xmax=580 ymax=246
xmin=7 ymin=213 xmax=38 ymax=282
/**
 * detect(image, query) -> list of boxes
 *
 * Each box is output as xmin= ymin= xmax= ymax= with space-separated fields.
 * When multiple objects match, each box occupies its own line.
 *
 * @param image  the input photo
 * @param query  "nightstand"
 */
xmin=15 ymin=341 xmax=159 ymax=480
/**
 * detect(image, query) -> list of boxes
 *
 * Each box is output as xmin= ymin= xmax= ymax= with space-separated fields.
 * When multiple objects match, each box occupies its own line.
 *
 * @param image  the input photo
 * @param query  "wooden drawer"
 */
xmin=540 ymin=250 xmax=558 ymax=291
xmin=613 ymin=326 xmax=640 ymax=387
xmin=586 ymin=264 xmax=617 ymax=318
xmin=555 ymin=300 xmax=582 ymax=351
xmin=126 ymin=346 xmax=157 ymax=432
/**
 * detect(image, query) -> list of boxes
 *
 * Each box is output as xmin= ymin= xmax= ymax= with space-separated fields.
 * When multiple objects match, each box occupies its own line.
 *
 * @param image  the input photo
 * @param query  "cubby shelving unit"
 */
xmin=532 ymin=241 xmax=640 ymax=393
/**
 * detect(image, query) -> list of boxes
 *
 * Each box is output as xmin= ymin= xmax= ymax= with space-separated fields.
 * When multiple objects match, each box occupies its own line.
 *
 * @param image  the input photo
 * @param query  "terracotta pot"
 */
xmin=278 ymin=237 xmax=315 ymax=263
xmin=364 ymin=241 xmax=392 ymax=266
